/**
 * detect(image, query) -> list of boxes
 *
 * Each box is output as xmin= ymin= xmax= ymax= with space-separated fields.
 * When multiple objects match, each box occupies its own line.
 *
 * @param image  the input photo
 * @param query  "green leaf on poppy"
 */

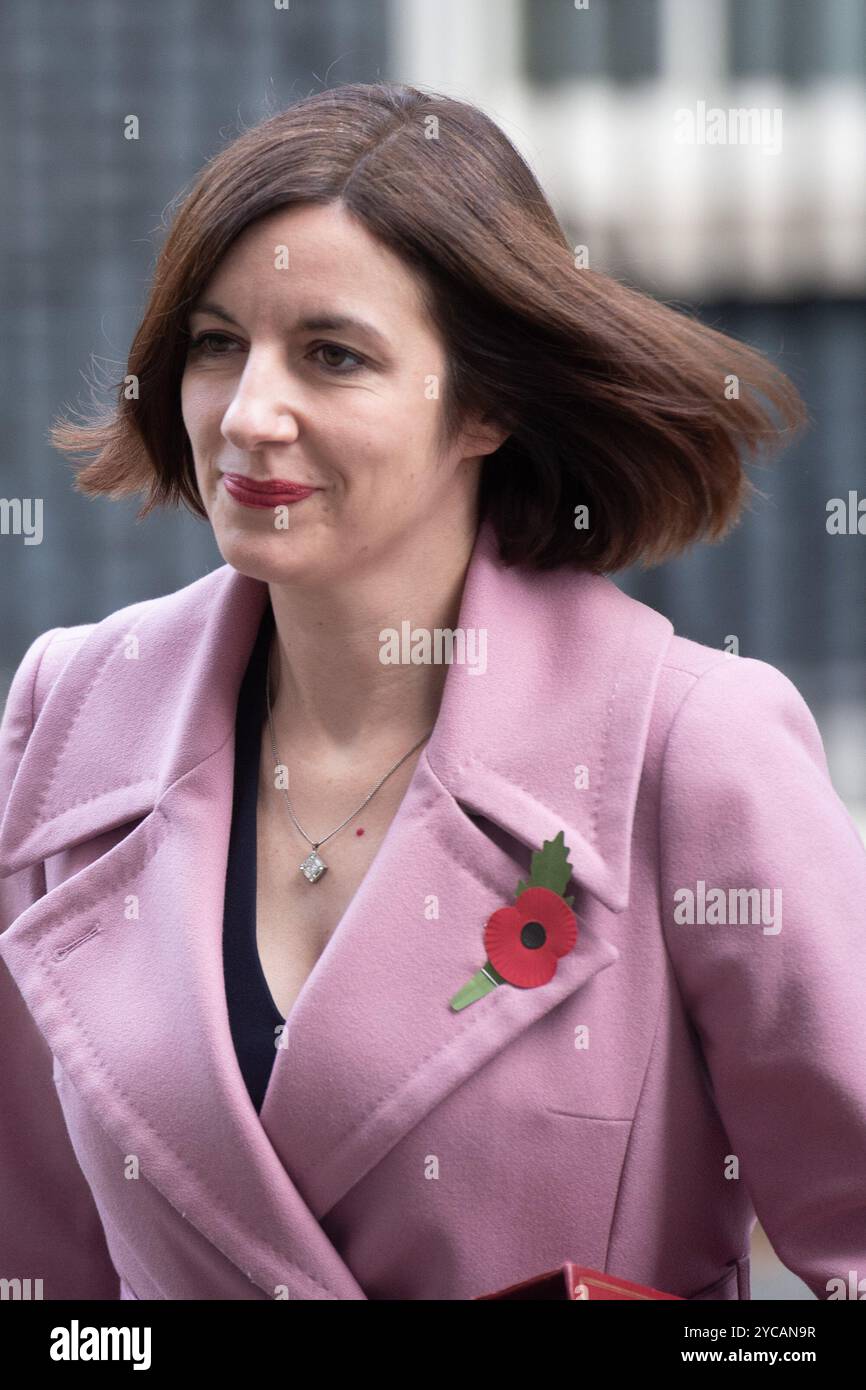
xmin=516 ymin=829 xmax=574 ymax=899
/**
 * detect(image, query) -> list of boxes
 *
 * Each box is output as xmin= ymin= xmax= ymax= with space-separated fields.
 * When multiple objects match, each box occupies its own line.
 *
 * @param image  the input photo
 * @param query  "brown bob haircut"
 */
xmin=52 ymin=81 xmax=808 ymax=573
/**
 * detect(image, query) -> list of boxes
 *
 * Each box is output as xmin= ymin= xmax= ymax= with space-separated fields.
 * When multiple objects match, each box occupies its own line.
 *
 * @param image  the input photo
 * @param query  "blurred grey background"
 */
xmin=2 ymin=0 xmax=865 ymax=1300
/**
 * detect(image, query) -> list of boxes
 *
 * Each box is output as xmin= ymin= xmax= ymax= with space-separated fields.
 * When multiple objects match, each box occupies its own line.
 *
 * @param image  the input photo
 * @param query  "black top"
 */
xmin=222 ymin=602 xmax=285 ymax=1114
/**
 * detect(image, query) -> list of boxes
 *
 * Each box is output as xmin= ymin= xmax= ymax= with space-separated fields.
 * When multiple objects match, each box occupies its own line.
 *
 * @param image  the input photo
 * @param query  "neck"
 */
xmin=266 ymin=523 xmax=478 ymax=762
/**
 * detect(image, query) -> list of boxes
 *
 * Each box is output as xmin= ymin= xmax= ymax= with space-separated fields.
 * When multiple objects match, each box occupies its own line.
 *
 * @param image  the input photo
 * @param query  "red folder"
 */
xmin=474 ymin=1262 xmax=683 ymax=1300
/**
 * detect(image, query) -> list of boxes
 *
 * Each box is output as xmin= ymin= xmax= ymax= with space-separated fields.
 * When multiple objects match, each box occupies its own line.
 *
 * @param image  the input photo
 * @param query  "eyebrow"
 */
xmin=187 ymin=300 xmax=391 ymax=352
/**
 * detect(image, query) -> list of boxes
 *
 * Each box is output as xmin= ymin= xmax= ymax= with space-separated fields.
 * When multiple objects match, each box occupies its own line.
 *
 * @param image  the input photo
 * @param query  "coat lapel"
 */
xmin=0 ymin=516 xmax=674 ymax=1295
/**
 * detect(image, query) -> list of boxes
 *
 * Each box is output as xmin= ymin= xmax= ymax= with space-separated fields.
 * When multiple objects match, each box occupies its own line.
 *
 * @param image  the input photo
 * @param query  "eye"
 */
xmin=309 ymin=342 xmax=366 ymax=373
xmin=186 ymin=331 xmax=237 ymax=356
xmin=185 ymin=333 xmax=365 ymax=374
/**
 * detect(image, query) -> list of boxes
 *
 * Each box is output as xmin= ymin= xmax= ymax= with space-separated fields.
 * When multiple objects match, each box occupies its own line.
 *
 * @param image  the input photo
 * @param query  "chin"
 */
xmin=213 ymin=526 xmax=330 ymax=586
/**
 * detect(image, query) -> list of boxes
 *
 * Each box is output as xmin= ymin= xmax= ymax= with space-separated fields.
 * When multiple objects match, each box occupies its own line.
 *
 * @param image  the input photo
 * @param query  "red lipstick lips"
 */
xmin=221 ymin=473 xmax=320 ymax=509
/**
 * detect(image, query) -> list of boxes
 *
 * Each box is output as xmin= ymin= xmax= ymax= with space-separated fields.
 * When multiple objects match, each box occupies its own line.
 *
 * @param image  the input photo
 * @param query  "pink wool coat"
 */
xmin=1 ymin=515 xmax=865 ymax=1302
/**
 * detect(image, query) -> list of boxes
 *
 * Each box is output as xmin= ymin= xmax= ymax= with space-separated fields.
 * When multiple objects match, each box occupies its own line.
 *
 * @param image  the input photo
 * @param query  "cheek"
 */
xmin=180 ymin=373 xmax=227 ymax=440
xmin=353 ymin=391 xmax=442 ymax=467
xmin=180 ymin=376 xmax=201 ymax=440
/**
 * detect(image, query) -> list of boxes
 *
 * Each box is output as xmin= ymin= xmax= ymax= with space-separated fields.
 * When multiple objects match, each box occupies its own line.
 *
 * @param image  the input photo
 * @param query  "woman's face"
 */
xmin=181 ymin=200 xmax=506 ymax=587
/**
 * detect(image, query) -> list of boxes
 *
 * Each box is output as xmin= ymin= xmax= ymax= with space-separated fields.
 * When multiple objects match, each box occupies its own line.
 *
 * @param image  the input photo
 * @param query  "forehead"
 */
xmin=196 ymin=202 xmax=428 ymax=320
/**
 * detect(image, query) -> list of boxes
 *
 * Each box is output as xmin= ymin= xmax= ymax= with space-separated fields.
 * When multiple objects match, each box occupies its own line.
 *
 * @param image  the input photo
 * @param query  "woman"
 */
xmin=1 ymin=81 xmax=864 ymax=1303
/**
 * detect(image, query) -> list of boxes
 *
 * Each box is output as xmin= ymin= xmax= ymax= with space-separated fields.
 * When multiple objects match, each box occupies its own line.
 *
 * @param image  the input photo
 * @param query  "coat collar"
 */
xmin=0 ymin=515 xmax=674 ymax=1299
xmin=0 ymin=514 xmax=673 ymax=910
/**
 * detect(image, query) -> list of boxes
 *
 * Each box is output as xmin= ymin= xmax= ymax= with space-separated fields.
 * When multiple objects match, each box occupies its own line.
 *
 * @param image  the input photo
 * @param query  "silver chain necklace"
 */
xmin=265 ymin=635 xmax=433 ymax=884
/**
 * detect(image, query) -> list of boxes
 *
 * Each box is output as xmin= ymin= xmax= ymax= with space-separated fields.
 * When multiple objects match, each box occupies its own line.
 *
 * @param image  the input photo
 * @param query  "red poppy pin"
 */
xmin=449 ymin=830 xmax=579 ymax=1012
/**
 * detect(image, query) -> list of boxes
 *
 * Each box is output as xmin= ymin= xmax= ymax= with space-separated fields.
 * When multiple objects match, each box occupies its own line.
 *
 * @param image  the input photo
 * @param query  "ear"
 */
xmin=461 ymin=411 xmax=512 ymax=459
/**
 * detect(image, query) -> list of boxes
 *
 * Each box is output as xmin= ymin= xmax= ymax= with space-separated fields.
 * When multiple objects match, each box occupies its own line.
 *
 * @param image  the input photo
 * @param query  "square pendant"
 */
xmin=300 ymin=851 xmax=327 ymax=883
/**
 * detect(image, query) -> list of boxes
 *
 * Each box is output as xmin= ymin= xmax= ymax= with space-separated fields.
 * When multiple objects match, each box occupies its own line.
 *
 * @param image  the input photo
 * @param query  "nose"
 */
xmin=219 ymin=349 xmax=301 ymax=453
